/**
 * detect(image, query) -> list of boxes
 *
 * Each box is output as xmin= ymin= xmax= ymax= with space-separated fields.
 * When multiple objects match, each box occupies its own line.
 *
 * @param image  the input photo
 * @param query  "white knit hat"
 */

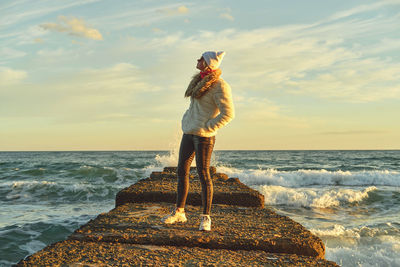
xmin=202 ymin=51 xmax=226 ymax=70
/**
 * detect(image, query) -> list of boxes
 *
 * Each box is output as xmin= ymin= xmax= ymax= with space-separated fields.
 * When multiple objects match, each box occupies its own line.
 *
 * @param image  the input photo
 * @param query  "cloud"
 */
xmin=120 ymin=8 xmax=400 ymax=103
xmin=40 ymin=16 xmax=103 ymax=40
xmin=34 ymin=48 xmax=81 ymax=64
xmin=220 ymin=13 xmax=234 ymax=21
xmin=3 ymin=2 xmax=399 ymax=124
xmin=157 ymin=5 xmax=189 ymax=16
xmin=285 ymin=57 xmax=400 ymax=102
xmin=0 ymin=0 xmax=101 ymax=27
xmin=235 ymin=96 xmax=280 ymax=120
xmin=362 ymin=38 xmax=400 ymax=55
xmin=0 ymin=47 xmax=27 ymax=63
xmin=0 ymin=25 xmax=48 ymax=47
xmin=229 ymin=94 xmax=311 ymax=130
xmin=34 ymin=38 xmax=44 ymax=43
xmin=218 ymin=7 xmax=234 ymax=21
xmin=152 ymin=28 xmax=163 ymax=34
xmin=177 ymin=6 xmax=189 ymax=14
xmin=320 ymin=130 xmax=388 ymax=135
xmin=85 ymin=4 xmax=195 ymax=31
xmin=0 ymin=67 xmax=27 ymax=87
xmin=37 ymin=48 xmax=67 ymax=57
xmin=76 ymin=63 xmax=159 ymax=94
xmin=328 ymin=0 xmax=400 ymax=21
xmin=0 ymin=63 xmax=168 ymax=124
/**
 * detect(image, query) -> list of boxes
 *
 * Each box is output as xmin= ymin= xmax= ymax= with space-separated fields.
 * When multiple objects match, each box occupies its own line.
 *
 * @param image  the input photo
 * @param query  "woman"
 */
xmin=161 ymin=51 xmax=235 ymax=231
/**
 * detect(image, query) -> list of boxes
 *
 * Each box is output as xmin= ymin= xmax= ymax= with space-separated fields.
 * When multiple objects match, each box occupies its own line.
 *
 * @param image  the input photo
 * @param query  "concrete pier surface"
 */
xmin=116 ymin=167 xmax=265 ymax=208
xmin=16 ymin=167 xmax=339 ymax=266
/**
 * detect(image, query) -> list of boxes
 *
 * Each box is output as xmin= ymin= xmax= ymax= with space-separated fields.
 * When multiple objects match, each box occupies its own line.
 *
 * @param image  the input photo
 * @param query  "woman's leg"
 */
xmin=193 ymin=135 xmax=215 ymax=215
xmin=176 ymin=134 xmax=195 ymax=209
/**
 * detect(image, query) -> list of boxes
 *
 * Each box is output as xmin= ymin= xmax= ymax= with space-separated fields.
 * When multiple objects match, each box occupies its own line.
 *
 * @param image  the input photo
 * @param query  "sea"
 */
xmin=0 ymin=150 xmax=399 ymax=267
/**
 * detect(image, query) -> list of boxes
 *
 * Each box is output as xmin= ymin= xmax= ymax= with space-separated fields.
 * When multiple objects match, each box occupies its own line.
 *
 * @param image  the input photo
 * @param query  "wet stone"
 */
xmin=17 ymin=240 xmax=338 ymax=267
xmin=116 ymin=167 xmax=264 ymax=208
xmin=69 ymin=202 xmax=326 ymax=259
xmin=163 ymin=166 xmax=217 ymax=175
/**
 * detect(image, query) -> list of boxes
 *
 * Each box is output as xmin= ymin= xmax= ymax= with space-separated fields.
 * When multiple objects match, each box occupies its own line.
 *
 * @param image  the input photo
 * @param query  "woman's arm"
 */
xmin=206 ymin=81 xmax=235 ymax=132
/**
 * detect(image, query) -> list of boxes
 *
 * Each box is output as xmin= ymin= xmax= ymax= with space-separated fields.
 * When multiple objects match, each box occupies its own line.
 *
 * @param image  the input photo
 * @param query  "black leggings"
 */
xmin=176 ymin=133 xmax=215 ymax=215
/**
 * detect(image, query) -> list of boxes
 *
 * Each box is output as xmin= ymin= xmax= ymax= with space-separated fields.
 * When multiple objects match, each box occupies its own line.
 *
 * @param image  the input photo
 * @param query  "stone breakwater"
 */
xmin=16 ymin=167 xmax=339 ymax=266
xmin=116 ymin=166 xmax=265 ymax=208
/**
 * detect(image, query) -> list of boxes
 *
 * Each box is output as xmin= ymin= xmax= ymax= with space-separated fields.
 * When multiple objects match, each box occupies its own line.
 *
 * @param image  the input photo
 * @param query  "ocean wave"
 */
xmin=0 ymin=219 xmax=88 ymax=266
xmin=0 ymin=164 xmax=149 ymax=203
xmin=311 ymin=223 xmax=400 ymax=265
xmin=19 ymin=168 xmax=47 ymax=176
xmin=325 ymin=241 xmax=400 ymax=267
xmin=311 ymin=224 xmax=400 ymax=239
xmin=154 ymin=152 xmax=179 ymax=168
xmin=257 ymin=185 xmax=376 ymax=208
xmin=154 ymin=144 xmax=219 ymax=170
xmin=310 ymin=223 xmax=400 ymax=267
xmin=1 ymin=179 xmax=124 ymax=203
xmin=66 ymin=165 xmax=121 ymax=181
xmin=5 ymin=164 xmax=143 ymax=182
xmin=216 ymin=166 xmax=400 ymax=187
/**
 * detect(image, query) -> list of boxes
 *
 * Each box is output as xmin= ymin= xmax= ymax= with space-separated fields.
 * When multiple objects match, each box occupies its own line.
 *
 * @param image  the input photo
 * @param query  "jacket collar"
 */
xmin=185 ymin=68 xmax=222 ymax=99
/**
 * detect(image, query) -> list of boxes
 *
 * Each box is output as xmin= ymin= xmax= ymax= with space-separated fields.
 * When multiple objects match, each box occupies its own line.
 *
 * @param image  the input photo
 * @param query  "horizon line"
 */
xmin=1 ymin=149 xmax=399 ymax=152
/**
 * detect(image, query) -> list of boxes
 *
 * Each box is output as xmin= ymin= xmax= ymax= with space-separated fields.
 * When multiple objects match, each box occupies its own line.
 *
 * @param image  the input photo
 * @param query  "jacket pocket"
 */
xmin=205 ymin=119 xmax=215 ymax=132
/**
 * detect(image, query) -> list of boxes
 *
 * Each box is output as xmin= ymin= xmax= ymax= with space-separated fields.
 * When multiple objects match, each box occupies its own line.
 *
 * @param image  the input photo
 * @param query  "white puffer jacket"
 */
xmin=182 ymin=69 xmax=234 ymax=137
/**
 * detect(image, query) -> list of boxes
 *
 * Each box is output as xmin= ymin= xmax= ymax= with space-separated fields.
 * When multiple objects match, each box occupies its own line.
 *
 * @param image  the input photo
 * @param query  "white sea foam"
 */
xmin=313 ymin=224 xmax=377 ymax=238
xmin=152 ymin=138 xmax=220 ymax=174
xmin=257 ymin=185 xmax=376 ymax=208
xmin=4 ymin=181 xmax=55 ymax=201
xmin=312 ymin=223 xmax=400 ymax=238
xmin=80 ymin=165 xmax=93 ymax=169
xmin=154 ymin=130 xmax=182 ymax=168
xmin=11 ymin=181 xmax=56 ymax=187
xmin=19 ymin=240 xmax=46 ymax=255
xmin=154 ymin=147 xmax=218 ymax=168
xmin=312 ymin=224 xmax=400 ymax=267
xmin=155 ymin=151 xmax=179 ymax=168
xmin=216 ymin=165 xmax=400 ymax=187
xmin=326 ymin=245 xmax=400 ymax=267
xmin=144 ymin=140 xmax=181 ymax=175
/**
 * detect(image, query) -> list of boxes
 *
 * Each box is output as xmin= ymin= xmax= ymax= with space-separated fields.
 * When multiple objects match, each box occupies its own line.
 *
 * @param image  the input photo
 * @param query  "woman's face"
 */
xmin=196 ymin=57 xmax=207 ymax=71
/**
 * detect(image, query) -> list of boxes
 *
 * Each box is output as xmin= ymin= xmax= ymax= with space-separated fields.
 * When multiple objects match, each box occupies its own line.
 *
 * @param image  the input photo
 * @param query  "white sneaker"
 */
xmin=161 ymin=208 xmax=187 ymax=224
xmin=199 ymin=214 xmax=211 ymax=231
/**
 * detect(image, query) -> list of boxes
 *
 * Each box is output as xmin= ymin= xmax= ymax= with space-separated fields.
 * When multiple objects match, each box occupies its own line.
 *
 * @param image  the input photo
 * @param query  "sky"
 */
xmin=1 ymin=0 xmax=399 ymax=151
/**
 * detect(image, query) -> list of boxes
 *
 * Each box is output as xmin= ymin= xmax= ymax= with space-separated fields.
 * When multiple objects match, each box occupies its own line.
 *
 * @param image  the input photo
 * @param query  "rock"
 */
xmin=149 ymin=171 xmax=162 ymax=179
xmin=16 ymin=240 xmax=338 ymax=266
xmin=212 ymin=173 xmax=229 ymax=181
xmin=163 ymin=166 xmax=217 ymax=175
xmin=149 ymin=171 xmax=176 ymax=179
xmin=115 ymin=172 xmax=264 ymax=208
xmin=69 ymin=202 xmax=326 ymax=259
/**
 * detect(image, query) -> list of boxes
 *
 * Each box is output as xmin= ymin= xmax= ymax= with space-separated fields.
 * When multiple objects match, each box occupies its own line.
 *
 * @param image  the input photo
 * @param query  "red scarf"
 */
xmin=200 ymin=69 xmax=217 ymax=79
